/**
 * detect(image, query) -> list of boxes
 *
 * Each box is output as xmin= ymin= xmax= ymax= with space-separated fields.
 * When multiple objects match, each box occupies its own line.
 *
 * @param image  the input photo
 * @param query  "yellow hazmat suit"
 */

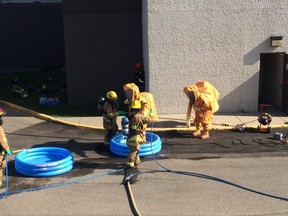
xmin=123 ymin=83 xmax=158 ymax=142
xmin=183 ymin=81 xmax=220 ymax=139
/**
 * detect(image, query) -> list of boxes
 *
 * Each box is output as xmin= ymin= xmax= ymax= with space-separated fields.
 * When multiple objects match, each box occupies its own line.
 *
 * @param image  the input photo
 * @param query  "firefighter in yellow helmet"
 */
xmin=102 ymin=91 xmax=119 ymax=148
xmin=126 ymin=100 xmax=154 ymax=168
xmin=0 ymin=108 xmax=11 ymax=187
xmin=183 ymin=81 xmax=220 ymax=139
xmin=123 ymin=83 xmax=158 ymax=143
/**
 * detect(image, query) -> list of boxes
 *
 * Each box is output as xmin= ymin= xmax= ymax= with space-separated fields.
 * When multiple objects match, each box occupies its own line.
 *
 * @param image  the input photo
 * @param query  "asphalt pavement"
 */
xmin=0 ymin=103 xmax=288 ymax=216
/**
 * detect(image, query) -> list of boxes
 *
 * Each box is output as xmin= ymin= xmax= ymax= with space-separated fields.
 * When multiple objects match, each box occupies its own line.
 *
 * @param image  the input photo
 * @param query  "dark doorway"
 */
xmin=259 ymin=52 xmax=288 ymax=114
xmin=282 ymin=54 xmax=288 ymax=113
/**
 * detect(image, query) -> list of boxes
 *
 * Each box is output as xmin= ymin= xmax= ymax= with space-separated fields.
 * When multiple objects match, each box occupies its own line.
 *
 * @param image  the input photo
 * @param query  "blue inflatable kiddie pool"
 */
xmin=110 ymin=132 xmax=162 ymax=157
xmin=15 ymin=147 xmax=74 ymax=177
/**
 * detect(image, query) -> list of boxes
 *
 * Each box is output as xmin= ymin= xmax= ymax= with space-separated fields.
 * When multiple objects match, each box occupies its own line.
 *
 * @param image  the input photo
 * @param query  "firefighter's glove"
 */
xmin=124 ymin=99 xmax=130 ymax=105
xmin=186 ymin=118 xmax=191 ymax=128
xmin=5 ymin=149 xmax=12 ymax=155
xmin=114 ymin=112 xmax=119 ymax=118
xmin=118 ymin=111 xmax=127 ymax=116
xmin=149 ymin=109 xmax=155 ymax=118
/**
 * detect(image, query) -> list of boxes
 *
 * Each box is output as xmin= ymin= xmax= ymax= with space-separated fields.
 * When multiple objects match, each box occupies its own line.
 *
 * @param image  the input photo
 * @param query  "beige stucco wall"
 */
xmin=142 ymin=0 xmax=288 ymax=114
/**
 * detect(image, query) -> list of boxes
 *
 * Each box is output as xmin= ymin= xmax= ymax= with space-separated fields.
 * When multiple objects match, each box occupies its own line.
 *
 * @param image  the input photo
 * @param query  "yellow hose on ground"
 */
xmin=12 ymin=149 xmax=27 ymax=154
xmin=0 ymin=100 xmax=287 ymax=132
xmin=125 ymin=181 xmax=142 ymax=216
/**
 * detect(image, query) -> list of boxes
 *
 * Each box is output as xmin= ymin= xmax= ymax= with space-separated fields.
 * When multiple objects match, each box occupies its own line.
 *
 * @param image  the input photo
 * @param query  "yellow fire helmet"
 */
xmin=130 ymin=100 xmax=141 ymax=109
xmin=106 ymin=91 xmax=118 ymax=100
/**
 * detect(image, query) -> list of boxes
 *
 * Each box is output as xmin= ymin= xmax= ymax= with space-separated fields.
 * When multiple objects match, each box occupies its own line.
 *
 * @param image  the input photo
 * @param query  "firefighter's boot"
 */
xmin=134 ymin=156 xmax=141 ymax=165
xmin=125 ymin=161 xmax=135 ymax=168
xmin=201 ymin=132 xmax=209 ymax=139
xmin=192 ymin=130 xmax=201 ymax=137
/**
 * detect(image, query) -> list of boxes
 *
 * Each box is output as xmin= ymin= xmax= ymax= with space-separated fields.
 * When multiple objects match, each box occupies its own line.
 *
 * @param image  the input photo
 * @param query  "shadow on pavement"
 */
xmin=157 ymin=127 xmax=288 ymax=159
xmin=3 ymin=120 xmax=288 ymax=194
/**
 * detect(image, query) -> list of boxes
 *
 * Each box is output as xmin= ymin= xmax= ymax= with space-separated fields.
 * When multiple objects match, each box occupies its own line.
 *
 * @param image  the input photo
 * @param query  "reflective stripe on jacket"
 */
xmin=127 ymin=113 xmax=152 ymax=146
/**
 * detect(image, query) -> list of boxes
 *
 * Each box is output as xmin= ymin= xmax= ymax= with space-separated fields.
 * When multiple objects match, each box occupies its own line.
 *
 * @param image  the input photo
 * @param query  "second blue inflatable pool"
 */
xmin=110 ymin=132 xmax=162 ymax=157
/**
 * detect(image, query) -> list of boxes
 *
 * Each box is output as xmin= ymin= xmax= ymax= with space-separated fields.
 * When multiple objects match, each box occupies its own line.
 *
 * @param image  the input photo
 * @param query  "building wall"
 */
xmin=143 ymin=0 xmax=288 ymax=114
xmin=63 ymin=0 xmax=143 ymax=106
xmin=0 ymin=3 xmax=65 ymax=69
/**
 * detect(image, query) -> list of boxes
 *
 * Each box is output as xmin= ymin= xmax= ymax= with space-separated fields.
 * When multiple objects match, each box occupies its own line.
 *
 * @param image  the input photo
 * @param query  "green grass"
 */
xmin=0 ymin=70 xmax=99 ymax=117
